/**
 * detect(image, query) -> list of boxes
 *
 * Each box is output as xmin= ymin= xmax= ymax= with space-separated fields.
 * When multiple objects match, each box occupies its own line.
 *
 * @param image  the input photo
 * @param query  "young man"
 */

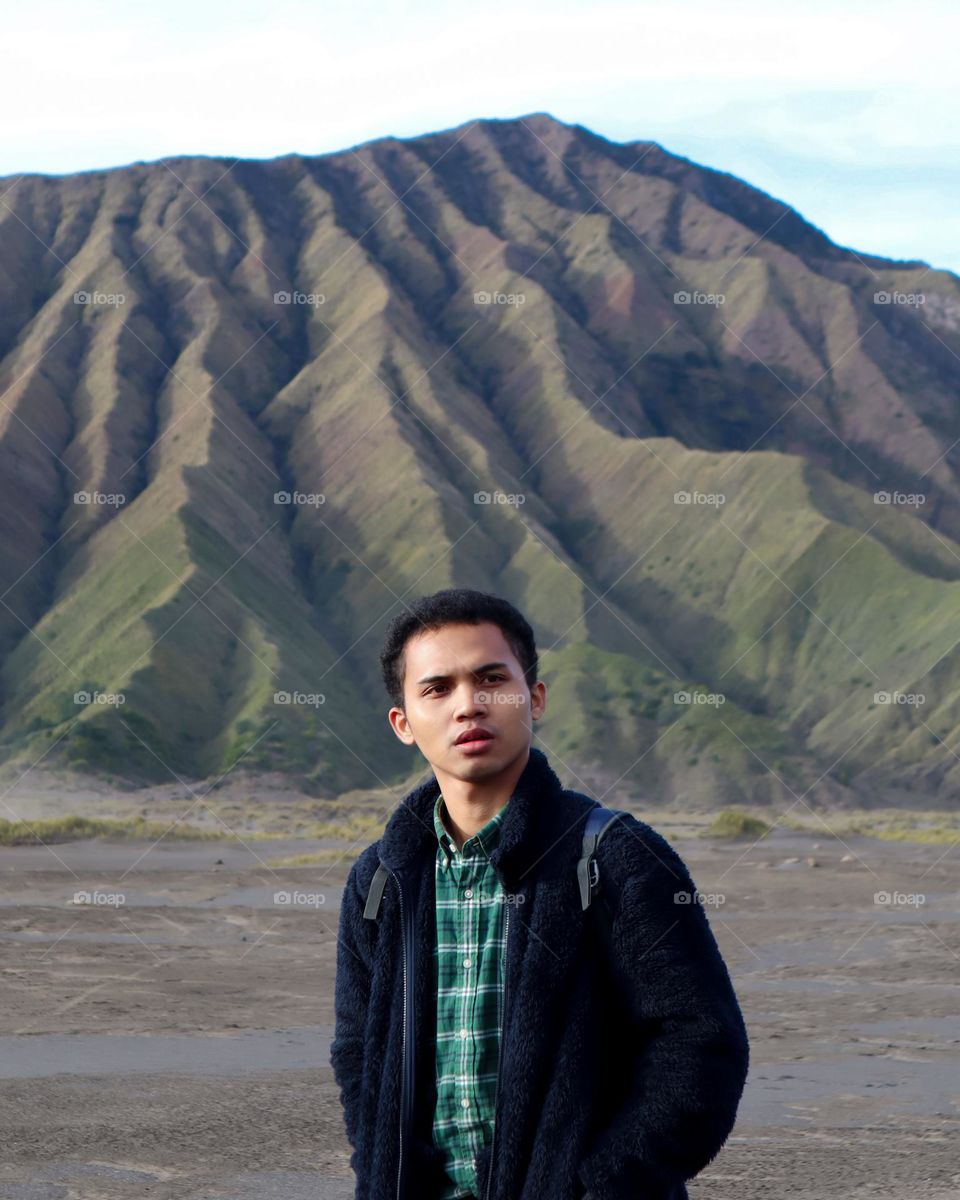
xmin=330 ymin=588 xmax=749 ymax=1200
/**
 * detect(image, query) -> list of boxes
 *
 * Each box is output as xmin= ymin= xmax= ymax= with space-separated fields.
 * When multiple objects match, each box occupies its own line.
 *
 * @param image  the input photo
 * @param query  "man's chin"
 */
xmin=441 ymin=741 xmax=521 ymax=778
xmin=446 ymin=750 xmax=501 ymax=775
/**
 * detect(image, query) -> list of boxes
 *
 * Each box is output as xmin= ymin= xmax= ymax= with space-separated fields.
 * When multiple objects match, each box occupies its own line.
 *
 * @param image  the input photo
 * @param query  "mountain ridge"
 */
xmin=0 ymin=112 xmax=958 ymax=808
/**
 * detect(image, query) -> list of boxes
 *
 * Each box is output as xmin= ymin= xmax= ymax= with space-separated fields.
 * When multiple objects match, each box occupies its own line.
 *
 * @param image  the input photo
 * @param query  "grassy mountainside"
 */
xmin=1 ymin=112 xmax=958 ymax=807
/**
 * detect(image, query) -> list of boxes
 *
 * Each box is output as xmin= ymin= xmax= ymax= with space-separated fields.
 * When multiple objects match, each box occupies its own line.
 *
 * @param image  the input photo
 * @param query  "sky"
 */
xmin=3 ymin=0 xmax=957 ymax=273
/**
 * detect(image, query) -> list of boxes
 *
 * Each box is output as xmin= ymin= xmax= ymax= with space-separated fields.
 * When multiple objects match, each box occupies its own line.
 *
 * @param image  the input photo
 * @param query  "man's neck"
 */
xmin=434 ymin=746 xmax=530 ymax=849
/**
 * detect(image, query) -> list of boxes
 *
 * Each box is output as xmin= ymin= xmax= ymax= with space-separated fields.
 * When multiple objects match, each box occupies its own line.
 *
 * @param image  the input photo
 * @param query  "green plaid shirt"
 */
xmin=432 ymin=790 xmax=510 ymax=1199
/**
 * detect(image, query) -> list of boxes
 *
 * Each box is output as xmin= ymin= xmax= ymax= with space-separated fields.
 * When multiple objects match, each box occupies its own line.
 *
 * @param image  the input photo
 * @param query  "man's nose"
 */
xmin=455 ymin=684 xmax=488 ymax=712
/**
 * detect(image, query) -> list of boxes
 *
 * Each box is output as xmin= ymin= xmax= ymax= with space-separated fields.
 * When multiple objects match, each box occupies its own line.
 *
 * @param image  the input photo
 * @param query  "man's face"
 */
xmin=387 ymin=621 xmax=546 ymax=780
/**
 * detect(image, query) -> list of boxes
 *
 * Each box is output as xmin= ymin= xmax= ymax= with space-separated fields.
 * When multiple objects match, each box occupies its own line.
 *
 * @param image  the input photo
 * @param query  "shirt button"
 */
xmin=463 ymin=958 xmax=472 ymax=968
xmin=459 ymin=1028 xmax=468 ymax=1038
xmin=464 ymin=889 xmax=473 ymax=899
xmin=461 ymin=1098 xmax=470 ymax=1108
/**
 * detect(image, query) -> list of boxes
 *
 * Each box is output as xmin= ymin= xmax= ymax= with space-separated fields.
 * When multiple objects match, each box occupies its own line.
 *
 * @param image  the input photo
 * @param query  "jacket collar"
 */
xmin=378 ymin=745 xmax=566 ymax=884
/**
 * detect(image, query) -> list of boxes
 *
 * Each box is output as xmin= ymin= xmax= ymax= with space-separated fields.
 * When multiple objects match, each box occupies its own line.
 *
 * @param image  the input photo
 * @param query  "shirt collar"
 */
xmin=433 ymin=790 xmax=509 ymax=865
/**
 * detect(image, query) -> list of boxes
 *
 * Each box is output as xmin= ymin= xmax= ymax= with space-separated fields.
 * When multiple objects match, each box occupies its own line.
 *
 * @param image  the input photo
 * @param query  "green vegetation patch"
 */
xmin=703 ymin=808 xmax=772 ymax=839
xmin=0 ymin=814 xmax=221 ymax=846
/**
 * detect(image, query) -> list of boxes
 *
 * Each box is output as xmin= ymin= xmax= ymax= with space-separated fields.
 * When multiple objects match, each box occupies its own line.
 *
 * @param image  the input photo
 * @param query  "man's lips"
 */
xmin=454 ymin=729 xmax=495 ymax=746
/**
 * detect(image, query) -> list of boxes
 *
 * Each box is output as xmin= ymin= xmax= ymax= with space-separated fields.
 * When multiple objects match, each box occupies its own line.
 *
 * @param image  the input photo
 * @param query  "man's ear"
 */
xmin=388 ymin=705 xmax=417 ymax=746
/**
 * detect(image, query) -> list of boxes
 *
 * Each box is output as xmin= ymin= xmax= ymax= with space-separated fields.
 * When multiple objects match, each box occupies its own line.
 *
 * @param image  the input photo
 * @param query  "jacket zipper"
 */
xmin=484 ymin=869 xmax=512 ymax=1200
xmin=390 ymin=867 xmax=416 ymax=1200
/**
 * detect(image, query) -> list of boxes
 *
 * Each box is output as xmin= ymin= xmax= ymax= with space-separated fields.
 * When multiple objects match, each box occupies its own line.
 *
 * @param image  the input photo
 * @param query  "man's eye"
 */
xmin=423 ymin=676 xmax=504 ymax=695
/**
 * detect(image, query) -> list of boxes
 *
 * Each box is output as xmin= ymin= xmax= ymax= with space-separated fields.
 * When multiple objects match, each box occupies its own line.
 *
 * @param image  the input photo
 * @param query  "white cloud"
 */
xmin=0 ymin=0 xmax=956 ymax=271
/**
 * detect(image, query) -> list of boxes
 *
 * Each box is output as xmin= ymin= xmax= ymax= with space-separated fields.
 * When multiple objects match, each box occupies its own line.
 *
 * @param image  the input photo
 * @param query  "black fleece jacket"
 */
xmin=330 ymin=746 xmax=750 ymax=1200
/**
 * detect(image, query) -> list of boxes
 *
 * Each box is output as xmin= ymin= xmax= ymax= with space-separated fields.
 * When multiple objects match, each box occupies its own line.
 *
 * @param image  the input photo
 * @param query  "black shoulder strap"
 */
xmin=363 ymin=862 xmax=390 ymax=920
xmin=577 ymin=804 xmax=629 ymax=911
xmin=579 ymin=805 xmax=632 ymax=996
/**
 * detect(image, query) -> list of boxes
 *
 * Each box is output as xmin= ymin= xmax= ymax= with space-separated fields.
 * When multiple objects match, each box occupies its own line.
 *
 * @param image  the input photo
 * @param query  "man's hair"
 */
xmin=379 ymin=588 xmax=539 ymax=710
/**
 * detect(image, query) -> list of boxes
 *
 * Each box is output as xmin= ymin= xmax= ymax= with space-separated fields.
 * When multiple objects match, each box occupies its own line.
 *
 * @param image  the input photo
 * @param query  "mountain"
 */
xmin=1 ymin=111 xmax=959 ymax=808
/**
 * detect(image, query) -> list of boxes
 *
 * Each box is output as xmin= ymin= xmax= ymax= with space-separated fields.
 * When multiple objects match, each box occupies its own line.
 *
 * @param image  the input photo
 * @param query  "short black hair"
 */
xmin=379 ymin=588 xmax=539 ymax=709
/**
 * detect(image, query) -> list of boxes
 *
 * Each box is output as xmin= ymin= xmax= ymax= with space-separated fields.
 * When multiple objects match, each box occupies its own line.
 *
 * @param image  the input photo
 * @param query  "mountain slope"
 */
xmin=0 ymin=112 xmax=958 ymax=807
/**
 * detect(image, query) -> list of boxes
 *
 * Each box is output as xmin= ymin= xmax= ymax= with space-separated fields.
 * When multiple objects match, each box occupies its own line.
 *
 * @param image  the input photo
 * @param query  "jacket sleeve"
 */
xmin=329 ymin=855 xmax=374 ymax=1159
xmin=577 ymin=827 xmax=750 ymax=1200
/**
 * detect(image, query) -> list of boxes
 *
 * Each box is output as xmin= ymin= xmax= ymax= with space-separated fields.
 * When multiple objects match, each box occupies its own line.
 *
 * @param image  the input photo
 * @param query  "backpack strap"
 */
xmin=577 ymin=804 xmax=629 ymax=911
xmin=363 ymin=862 xmax=391 ymax=920
xmin=364 ymin=805 xmax=629 ymax=921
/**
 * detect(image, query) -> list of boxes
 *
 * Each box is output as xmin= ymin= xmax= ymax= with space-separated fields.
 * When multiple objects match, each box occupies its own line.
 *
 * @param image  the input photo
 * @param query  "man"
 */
xmin=331 ymin=588 xmax=749 ymax=1200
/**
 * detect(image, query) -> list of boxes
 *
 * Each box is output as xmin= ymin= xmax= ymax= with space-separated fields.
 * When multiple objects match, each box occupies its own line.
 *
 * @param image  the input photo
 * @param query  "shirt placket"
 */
xmin=433 ymin=796 xmax=505 ymax=1200
xmin=458 ymin=836 xmax=481 ymax=1137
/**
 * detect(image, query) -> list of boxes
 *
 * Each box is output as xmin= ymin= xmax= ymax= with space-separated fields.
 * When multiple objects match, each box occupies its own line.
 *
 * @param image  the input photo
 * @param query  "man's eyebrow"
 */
xmin=415 ymin=661 xmax=510 ymax=685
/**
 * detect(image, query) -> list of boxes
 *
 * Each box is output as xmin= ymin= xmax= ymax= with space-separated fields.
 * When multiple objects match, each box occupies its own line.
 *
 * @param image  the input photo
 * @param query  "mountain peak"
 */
xmin=0 ymin=117 xmax=956 ymax=803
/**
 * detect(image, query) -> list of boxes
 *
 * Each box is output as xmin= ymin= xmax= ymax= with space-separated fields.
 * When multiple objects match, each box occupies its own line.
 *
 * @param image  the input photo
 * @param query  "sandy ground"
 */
xmin=0 ymin=824 xmax=957 ymax=1200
